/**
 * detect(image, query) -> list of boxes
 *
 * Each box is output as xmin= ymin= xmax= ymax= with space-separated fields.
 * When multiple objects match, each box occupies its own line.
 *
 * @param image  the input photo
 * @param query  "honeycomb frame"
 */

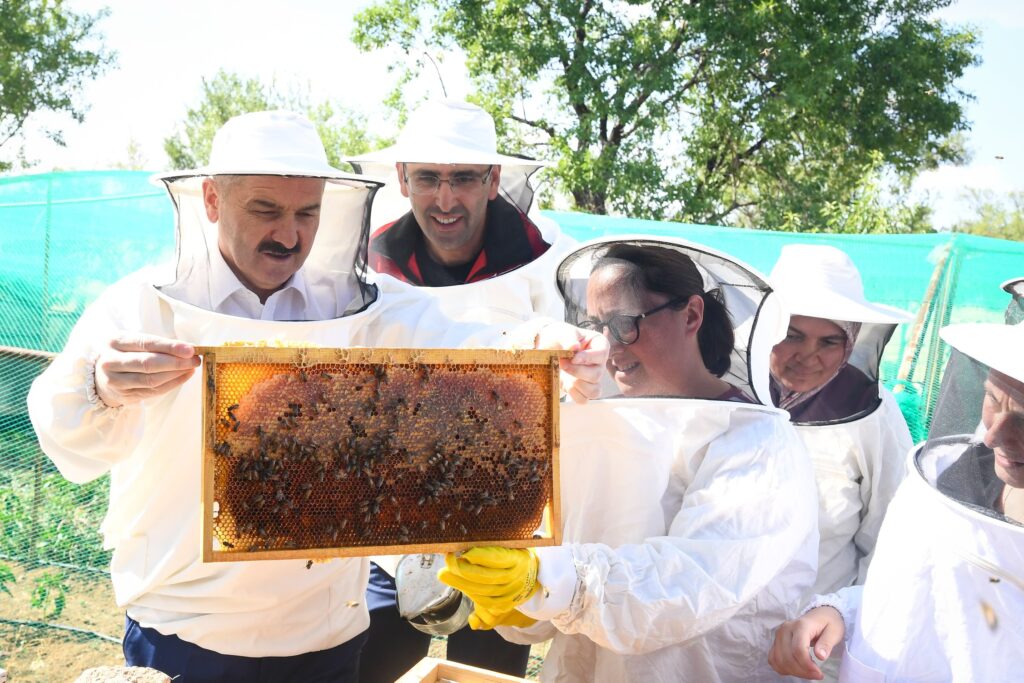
xmin=197 ymin=346 xmax=566 ymax=562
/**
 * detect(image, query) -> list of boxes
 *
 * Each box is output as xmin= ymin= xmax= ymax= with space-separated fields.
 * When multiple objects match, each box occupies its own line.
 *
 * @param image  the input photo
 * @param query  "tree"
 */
xmin=0 ymin=0 xmax=112 ymax=169
xmin=353 ymin=0 xmax=977 ymax=230
xmin=164 ymin=70 xmax=387 ymax=171
xmin=951 ymin=189 xmax=1024 ymax=242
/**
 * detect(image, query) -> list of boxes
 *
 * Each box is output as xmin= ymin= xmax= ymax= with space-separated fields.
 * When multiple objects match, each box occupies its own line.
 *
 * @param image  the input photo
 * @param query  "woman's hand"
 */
xmin=533 ymin=322 xmax=609 ymax=403
xmin=768 ymin=606 xmax=846 ymax=680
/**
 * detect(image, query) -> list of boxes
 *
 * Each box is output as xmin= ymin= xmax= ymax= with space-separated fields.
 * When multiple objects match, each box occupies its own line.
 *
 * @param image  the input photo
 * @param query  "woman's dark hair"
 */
xmin=593 ymin=244 xmax=734 ymax=377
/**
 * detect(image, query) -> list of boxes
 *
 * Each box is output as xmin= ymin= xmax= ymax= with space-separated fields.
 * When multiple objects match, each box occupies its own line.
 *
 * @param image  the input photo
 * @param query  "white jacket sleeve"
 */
xmin=27 ymin=275 xmax=151 ymax=484
xmin=802 ymin=584 xmax=863 ymax=646
xmin=521 ymin=414 xmax=819 ymax=655
xmin=853 ymin=390 xmax=912 ymax=583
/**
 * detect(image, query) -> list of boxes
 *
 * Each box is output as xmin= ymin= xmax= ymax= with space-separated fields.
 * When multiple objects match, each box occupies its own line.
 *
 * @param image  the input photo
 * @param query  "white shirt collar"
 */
xmin=208 ymin=248 xmax=311 ymax=321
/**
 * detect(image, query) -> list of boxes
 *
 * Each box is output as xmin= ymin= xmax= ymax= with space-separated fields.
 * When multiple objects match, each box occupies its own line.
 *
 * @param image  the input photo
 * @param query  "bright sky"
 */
xmin=15 ymin=0 xmax=1024 ymax=229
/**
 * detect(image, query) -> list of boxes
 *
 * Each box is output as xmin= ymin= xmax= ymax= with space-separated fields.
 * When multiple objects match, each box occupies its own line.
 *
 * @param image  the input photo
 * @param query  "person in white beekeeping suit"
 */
xmin=437 ymin=237 xmax=821 ymax=682
xmin=769 ymin=314 xmax=1024 ymax=682
xmin=347 ymin=98 xmax=574 ymax=324
xmin=26 ymin=111 xmax=607 ymax=682
xmin=768 ymin=246 xmax=913 ymax=592
xmin=346 ymin=98 xmax=575 ymax=680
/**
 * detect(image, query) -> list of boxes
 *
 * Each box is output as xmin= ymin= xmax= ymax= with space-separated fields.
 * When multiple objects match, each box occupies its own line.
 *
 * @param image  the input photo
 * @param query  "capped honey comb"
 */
xmin=198 ymin=346 xmax=564 ymax=562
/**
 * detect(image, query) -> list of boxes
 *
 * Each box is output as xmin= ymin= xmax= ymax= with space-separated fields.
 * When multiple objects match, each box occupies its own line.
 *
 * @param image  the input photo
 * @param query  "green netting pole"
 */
xmin=894 ymin=242 xmax=949 ymax=391
xmin=891 ymin=242 xmax=949 ymax=440
xmin=28 ymin=175 xmax=55 ymax=566
xmin=29 ymin=436 xmax=43 ymax=566
xmin=923 ymin=236 xmax=962 ymax=429
xmin=41 ymin=173 xmax=53 ymax=351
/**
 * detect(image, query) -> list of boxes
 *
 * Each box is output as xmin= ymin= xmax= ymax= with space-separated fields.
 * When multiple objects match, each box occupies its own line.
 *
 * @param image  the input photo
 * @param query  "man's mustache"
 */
xmin=258 ymin=241 xmax=301 ymax=256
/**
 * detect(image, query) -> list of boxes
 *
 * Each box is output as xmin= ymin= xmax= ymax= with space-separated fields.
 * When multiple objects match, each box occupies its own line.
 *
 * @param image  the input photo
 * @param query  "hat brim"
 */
xmin=780 ymin=291 xmax=914 ymax=324
xmin=150 ymin=163 xmax=383 ymax=188
xmin=941 ymin=322 xmax=1024 ymax=383
xmin=1001 ymin=277 xmax=1024 ymax=294
xmin=348 ymin=142 xmax=546 ymax=169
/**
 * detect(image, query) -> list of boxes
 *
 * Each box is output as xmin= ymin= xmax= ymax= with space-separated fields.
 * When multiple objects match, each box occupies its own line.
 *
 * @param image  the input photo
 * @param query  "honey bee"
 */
xmin=416 ymin=364 xmax=431 ymax=384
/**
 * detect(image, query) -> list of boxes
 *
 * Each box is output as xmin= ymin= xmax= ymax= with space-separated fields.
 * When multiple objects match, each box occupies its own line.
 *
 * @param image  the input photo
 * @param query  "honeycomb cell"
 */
xmin=199 ymin=348 xmax=562 ymax=561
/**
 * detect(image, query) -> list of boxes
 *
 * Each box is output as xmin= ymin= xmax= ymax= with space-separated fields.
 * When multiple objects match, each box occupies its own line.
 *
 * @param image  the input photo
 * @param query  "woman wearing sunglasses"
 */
xmin=440 ymin=237 xmax=818 ymax=682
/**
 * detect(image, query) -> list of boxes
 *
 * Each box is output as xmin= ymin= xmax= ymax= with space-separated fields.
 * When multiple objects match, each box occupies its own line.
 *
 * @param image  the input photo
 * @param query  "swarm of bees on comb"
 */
xmin=200 ymin=347 xmax=562 ymax=561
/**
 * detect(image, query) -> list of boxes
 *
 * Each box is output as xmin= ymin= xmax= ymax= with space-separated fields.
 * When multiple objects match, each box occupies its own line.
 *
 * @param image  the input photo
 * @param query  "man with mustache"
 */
xmin=27 ymin=110 xmax=606 ymax=682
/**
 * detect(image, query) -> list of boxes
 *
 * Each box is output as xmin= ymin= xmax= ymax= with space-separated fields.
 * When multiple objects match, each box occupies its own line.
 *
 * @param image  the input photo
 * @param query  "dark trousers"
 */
xmin=123 ymin=614 xmax=366 ymax=683
xmin=359 ymin=562 xmax=532 ymax=683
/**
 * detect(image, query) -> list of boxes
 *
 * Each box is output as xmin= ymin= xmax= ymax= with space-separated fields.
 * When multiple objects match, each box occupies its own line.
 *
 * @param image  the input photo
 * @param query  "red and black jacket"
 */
xmin=368 ymin=195 xmax=551 ymax=287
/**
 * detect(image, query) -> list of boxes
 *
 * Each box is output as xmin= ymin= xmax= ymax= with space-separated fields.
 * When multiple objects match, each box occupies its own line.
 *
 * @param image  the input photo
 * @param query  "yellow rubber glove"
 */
xmin=469 ymin=605 xmax=538 ymax=631
xmin=438 ymin=546 xmax=541 ymax=611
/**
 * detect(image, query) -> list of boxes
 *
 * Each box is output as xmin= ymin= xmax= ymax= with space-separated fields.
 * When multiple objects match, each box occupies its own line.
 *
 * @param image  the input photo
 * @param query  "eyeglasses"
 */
xmin=579 ymin=297 xmax=686 ymax=345
xmin=403 ymin=164 xmax=493 ymax=195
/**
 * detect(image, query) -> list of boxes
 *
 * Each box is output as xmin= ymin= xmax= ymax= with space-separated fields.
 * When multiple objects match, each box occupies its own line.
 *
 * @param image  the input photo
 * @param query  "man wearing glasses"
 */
xmin=350 ymin=99 xmax=554 ymax=287
xmin=347 ymin=100 xmax=571 ymax=680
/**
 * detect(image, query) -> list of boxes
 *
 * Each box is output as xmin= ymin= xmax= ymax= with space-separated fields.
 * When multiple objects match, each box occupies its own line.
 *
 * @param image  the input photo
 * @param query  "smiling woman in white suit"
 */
xmin=768 ymin=245 xmax=914 ymax=601
xmin=440 ymin=237 xmax=820 ymax=683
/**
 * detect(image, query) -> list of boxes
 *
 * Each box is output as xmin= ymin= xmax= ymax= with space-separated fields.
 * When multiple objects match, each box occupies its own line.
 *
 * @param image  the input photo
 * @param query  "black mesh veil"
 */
xmin=154 ymin=174 xmax=382 ymax=319
xmin=773 ymin=320 xmax=898 ymax=426
xmin=555 ymin=237 xmax=784 ymax=404
xmin=920 ymin=322 xmax=1024 ymax=525
xmin=1004 ymin=278 xmax=1024 ymax=325
xmin=347 ymin=159 xmax=544 ymax=278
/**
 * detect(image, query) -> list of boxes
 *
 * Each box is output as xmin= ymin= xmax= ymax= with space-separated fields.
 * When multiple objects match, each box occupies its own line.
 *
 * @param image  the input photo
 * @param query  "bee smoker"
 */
xmin=395 ymin=553 xmax=473 ymax=636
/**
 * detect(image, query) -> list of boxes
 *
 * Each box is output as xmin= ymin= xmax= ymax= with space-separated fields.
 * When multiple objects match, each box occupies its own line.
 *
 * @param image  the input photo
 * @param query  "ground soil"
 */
xmin=0 ymin=561 xmax=123 ymax=683
xmin=0 ymin=561 xmax=548 ymax=681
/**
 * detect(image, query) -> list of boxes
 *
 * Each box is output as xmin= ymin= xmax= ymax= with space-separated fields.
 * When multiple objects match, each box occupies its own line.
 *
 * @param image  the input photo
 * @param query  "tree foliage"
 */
xmin=164 ymin=70 xmax=387 ymax=171
xmin=0 ymin=0 xmax=112 ymax=168
xmin=353 ymin=0 xmax=977 ymax=230
xmin=952 ymin=189 xmax=1024 ymax=242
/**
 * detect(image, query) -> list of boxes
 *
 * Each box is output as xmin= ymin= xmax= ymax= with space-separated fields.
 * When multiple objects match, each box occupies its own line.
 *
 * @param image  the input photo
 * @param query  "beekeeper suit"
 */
xmin=769 ymin=245 xmax=914 ymax=598
xmin=26 ymin=111 xmax=604 ymax=674
xmin=347 ymin=98 xmax=574 ymax=325
xmin=441 ymin=237 xmax=820 ymax=683
xmin=769 ymin=316 xmax=1024 ymax=682
xmin=347 ymin=99 xmax=571 ymax=680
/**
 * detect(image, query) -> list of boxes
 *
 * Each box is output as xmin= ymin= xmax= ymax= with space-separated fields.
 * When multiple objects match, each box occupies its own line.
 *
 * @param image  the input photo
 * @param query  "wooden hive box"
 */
xmin=197 ymin=346 xmax=565 ymax=562
xmin=396 ymin=657 xmax=530 ymax=682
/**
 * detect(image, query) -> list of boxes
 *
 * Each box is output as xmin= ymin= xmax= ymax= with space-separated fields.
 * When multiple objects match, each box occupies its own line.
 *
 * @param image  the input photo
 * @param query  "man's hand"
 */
xmin=533 ymin=322 xmax=609 ymax=404
xmin=767 ymin=606 xmax=846 ymax=680
xmin=94 ymin=334 xmax=199 ymax=408
xmin=439 ymin=547 xmax=541 ymax=612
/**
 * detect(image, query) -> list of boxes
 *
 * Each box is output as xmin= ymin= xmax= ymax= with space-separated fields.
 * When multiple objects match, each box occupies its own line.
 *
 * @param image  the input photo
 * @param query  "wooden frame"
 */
xmin=198 ymin=346 xmax=565 ymax=562
xmin=396 ymin=657 xmax=531 ymax=682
